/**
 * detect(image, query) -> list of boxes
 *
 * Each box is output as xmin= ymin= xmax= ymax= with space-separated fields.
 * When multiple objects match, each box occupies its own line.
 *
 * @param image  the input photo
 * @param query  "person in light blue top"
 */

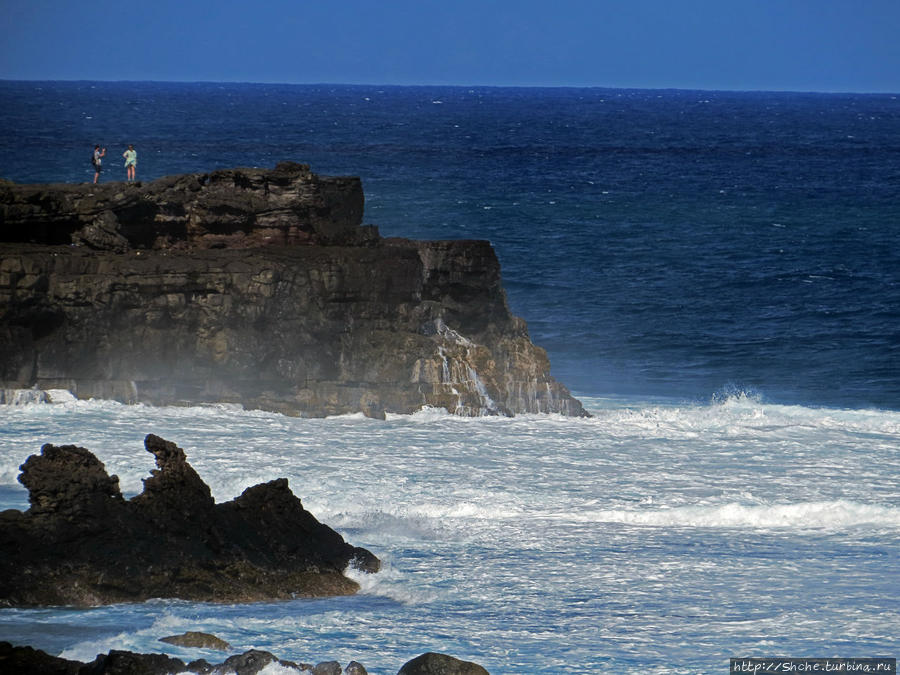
xmin=123 ymin=144 xmax=137 ymax=182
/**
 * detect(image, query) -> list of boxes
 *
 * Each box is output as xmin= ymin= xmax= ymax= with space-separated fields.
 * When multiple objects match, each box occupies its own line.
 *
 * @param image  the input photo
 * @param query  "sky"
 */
xmin=1 ymin=0 xmax=898 ymax=93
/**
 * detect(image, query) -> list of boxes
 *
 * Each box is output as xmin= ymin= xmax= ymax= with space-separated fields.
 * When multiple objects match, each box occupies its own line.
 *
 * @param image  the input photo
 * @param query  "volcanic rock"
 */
xmin=0 ymin=642 xmax=492 ymax=675
xmin=398 ymin=652 xmax=491 ymax=675
xmin=215 ymin=649 xmax=302 ymax=674
xmin=0 ymin=162 xmax=586 ymax=418
xmin=159 ymin=632 xmax=231 ymax=651
xmin=0 ymin=641 xmax=80 ymax=675
xmin=0 ymin=434 xmax=378 ymax=607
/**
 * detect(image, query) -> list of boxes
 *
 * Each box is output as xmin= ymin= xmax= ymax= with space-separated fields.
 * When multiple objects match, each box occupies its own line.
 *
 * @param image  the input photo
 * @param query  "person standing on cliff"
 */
xmin=123 ymin=144 xmax=137 ymax=182
xmin=92 ymin=145 xmax=106 ymax=184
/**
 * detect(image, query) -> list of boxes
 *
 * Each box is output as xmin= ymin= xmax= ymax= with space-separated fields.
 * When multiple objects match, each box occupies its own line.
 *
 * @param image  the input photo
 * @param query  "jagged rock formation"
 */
xmin=0 ymin=162 xmax=586 ymax=418
xmin=0 ymin=434 xmax=378 ymax=607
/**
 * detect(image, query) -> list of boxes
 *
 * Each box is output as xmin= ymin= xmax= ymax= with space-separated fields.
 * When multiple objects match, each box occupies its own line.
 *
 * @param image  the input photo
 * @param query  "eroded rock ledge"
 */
xmin=0 ymin=162 xmax=587 ymax=418
xmin=0 ymin=434 xmax=378 ymax=607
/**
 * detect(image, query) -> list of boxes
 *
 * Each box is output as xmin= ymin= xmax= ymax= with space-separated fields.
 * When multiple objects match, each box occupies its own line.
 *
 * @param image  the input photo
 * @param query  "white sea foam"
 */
xmin=345 ymin=557 xmax=437 ymax=605
xmin=565 ymin=500 xmax=900 ymax=530
xmin=2 ymin=394 xmax=899 ymax=673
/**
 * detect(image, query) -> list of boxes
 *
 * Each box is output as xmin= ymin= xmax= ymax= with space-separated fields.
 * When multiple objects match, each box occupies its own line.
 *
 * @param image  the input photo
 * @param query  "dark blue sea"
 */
xmin=1 ymin=82 xmax=899 ymax=674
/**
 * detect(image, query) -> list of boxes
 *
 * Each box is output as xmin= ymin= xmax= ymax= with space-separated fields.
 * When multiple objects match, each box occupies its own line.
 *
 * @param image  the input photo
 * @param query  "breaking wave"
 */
xmin=567 ymin=500 xmax=900 ymax=531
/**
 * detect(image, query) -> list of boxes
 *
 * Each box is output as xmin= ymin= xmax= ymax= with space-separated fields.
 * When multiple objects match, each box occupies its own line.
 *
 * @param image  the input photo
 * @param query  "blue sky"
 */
xmin=2 ymin=0 xmax=898 ymax=92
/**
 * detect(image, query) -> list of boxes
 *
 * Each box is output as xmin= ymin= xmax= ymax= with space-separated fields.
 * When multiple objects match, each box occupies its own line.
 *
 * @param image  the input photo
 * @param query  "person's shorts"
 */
xmin=93 ymin=163 xmax=102 ymax=173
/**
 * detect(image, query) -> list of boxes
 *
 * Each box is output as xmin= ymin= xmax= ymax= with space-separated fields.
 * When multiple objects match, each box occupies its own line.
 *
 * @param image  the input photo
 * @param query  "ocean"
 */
xmin=1 ymin=81 xmax=899 ymax=673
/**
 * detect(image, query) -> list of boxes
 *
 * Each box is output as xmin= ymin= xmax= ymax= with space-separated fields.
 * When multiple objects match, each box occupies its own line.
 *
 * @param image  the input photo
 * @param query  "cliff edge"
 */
xmin=0 ymin=162 xmax=587 ymax=418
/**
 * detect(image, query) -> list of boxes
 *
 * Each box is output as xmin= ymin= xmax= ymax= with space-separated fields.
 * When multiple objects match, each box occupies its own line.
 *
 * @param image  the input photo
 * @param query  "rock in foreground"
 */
xmin=0 ymin=642 xmax=491 ymax=675
xmin=0 ymin=434 xmax=378 ymax=607
xmin=0 ymin=162 xmax=587 ymax=418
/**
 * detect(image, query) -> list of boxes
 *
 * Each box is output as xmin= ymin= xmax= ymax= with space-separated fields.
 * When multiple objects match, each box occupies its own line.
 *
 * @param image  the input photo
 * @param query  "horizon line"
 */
xmin=1 ymin=77 xmax=897 ymax=97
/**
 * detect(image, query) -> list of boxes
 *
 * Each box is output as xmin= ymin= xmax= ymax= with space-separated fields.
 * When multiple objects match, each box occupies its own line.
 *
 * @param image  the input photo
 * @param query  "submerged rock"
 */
xmin=0 ymin=434 xmax=378 ymax=607
xmin=0 ymin=162 xmax=587 ymax=419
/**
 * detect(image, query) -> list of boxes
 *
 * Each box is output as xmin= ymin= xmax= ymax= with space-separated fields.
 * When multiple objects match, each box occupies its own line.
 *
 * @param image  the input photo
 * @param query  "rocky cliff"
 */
xmin=0 ymin=162 xmax=586 ymax=418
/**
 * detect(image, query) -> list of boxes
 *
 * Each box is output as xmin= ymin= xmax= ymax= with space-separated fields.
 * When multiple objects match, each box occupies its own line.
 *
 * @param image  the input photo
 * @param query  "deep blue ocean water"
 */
xmin=1 ymin=83 xmax=899 ymax=674
xmin=2 ymin=81 xmax=898 ymax=410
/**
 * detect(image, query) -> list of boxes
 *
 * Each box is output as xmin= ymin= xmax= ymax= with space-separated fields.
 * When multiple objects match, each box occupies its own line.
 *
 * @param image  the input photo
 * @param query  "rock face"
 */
xmin=0 ymin=163 xmax=586 ymax=418
xmin=0 ymin=434 xmax=378 ymax=607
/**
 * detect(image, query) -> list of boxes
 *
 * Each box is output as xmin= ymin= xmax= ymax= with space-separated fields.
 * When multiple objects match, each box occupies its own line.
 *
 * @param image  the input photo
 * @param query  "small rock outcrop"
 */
xmin=159 ymin=632 xmax=232 ymax=651
xmin=0 ymin=163 xmax=587 ymax=418
xmin=398 ymin=652 xmax=491 ymax=675
xmin=0 ymin=434 xmax=378 ymax=607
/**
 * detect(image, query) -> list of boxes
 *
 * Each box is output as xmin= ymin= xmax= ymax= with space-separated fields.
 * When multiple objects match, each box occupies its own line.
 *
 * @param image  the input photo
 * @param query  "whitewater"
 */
xmin=1 ymin=394 xmax=898 ymax=673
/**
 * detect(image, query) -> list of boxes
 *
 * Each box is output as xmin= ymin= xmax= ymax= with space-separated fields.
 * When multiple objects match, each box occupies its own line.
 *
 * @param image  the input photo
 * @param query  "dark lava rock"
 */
xmin=0 ymin=162 xmax=587 ymax=419
xmin=0 ymin=642 xmax=311 ymax=675
xmin=80 ymin=650 xmax=190 ymax=675
xmin=159 ymin=632 xmax=231 ymax=651
xmin=0 ymin=643 xmax=492 ymax=675
xmin=0 ymin=434 xmax=378 ymax=607
xmin=0 ymin=641 xmax=80 ymax=675
xmin=0 ymin=161 xmax=368 ymax=250
xmin=397 ymin=652 xmax=491 ymax=675
xmin=217 ymin=649 xmax=301 ymax=675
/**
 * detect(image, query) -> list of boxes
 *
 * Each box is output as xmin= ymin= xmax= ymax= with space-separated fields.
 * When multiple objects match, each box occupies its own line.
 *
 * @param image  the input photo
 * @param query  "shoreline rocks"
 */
xmin=0 ymin=434 xmax=378 ymax=607
xmin=0 ymin=163 xmax=587 ymax=419
xmin=0 ymin=642 xmax=490 ymax=675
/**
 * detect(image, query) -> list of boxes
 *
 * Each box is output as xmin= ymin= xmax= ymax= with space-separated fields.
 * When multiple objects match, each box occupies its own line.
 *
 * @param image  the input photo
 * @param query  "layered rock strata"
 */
xmin=0 ymin=162 xmax=586 ymax=418
xmin=0 ymin=434 xmax=378 ymax=606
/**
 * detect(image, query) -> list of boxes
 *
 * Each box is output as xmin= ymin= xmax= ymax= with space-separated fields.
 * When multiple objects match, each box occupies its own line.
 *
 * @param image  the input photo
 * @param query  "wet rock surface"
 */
xmin=0 ymin=434 xmax=378 ymax=607
xmin=0 ymin=163 xmax=586 ymax=418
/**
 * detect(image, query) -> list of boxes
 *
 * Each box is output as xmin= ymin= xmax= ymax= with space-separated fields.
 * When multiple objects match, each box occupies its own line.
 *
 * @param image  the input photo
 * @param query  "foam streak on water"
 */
xmin=1 ymin=396 xmax=898 ymax=673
